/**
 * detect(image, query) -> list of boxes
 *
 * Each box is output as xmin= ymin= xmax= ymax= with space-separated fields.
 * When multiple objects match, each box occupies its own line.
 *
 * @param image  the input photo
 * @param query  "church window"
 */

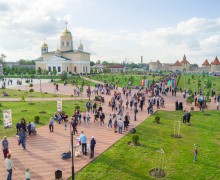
xmin=86 ymin=66 xmax=88 ymax=73
xmin=83 ymin=66 xmax=85 ymax=72
xmin=62 ymin=42 xmax=64 ymax=46
xmin=67 ymin=67 xmax=69 ymax=72
xmin=67 ymin=42 xmax=69 ymax=46
xmin=48 ymin=66 xmax=51 ymax=72
xmin=53 ymin=66 xmax=56 ymax=71
xmin=58 ymin=66 xmax=61 ymax=72
xmin=74 ymin=66 xmax=77 ymax=73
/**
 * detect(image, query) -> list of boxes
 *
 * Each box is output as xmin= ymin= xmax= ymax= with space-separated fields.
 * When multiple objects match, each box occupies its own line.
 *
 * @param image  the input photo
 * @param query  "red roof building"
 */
xmin=202 ymin=59 xmax=210 ymax=66
xmin=173 ymin=60 xmax=182 ymax=66
xmin=213 ymin=56 xmax=220 ymax=65
xmin=180 ymin=54 xmax=189 ymax=64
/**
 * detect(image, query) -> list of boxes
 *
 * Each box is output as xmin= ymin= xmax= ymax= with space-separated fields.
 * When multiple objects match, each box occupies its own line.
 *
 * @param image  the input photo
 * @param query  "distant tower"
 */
xmin=41 ymin=41 xmax=48 ymax=54
xmin=60 ymin=22 xmax=73 ymax=52
xmin=183 ymin=54 xmax=186 ymax=60
xmin=141 ymin=56 xmax=143 ymax=64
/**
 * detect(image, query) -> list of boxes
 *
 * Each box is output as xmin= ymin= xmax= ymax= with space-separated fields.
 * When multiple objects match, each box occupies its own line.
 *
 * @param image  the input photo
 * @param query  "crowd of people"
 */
xmin=3 ymin=71 xmax=219 ymax=179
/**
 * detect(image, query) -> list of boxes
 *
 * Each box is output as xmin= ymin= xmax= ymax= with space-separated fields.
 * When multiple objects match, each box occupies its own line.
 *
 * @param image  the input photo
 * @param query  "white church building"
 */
xmin=35 ymin=26 xmax=90 ymax=74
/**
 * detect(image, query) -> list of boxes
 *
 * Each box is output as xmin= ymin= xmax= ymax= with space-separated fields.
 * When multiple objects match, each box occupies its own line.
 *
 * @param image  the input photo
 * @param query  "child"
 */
xmin=25 ymin=168 xmax=31 ymax=180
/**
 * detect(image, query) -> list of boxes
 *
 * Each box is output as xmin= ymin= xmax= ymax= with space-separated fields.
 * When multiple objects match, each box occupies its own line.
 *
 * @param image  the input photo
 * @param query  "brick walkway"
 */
xmin=0 ymin=80 xmax=217 ymax=180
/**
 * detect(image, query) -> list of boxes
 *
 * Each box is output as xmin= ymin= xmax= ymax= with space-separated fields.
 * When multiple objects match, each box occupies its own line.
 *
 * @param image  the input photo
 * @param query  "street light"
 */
xmin=70 ymin=121 xmax=75 ymax=180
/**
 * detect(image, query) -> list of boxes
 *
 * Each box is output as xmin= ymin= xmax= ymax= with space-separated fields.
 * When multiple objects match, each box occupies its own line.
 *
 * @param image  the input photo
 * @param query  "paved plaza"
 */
xmin=0 ymin=78 xmax=217 ymax=179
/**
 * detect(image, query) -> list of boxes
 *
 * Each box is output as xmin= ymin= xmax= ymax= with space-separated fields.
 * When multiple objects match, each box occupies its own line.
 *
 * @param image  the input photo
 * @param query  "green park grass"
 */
xmin=0 ymin=88 xmax=70 ymax=98
xmin=75 ymin=110 xmax=220 ymax=180
xmin=56 ymin=76 xmax=96 ymax=86
xmin=0 ymin=100 xmax=87 ymax=138
xmin=87 ymin=73 xmax=164 ymax=87
xmin=178 ymin=74 xmax=220 ymax=95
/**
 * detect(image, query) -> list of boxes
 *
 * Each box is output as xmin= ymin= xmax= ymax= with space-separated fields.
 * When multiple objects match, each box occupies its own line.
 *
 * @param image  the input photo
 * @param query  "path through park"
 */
xmin=0 ymin=78 xmax=217 ymax=179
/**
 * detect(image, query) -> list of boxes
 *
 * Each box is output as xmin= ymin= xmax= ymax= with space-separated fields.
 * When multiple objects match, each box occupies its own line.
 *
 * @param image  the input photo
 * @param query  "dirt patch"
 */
xmin=171 ymin=134 xmax=182 ymax=138
xmin=39 ymin=111 xmax=46 ymax=114
xmin=21 ymin=110 xmax=28 ymax=112
xmin=127 ymin=141 xmax=141 ymax=146
xmin=149 ymin=168 xmax=166 ymax=178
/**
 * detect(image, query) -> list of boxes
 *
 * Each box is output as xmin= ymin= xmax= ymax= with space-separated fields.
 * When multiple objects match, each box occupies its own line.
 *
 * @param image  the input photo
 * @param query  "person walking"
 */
xmin=19 ymin=128 xmax=27 ymax=150
xmin=49 ymin=117 xmax=54 ymax=132
xmin=134 ymin=108 xmax=138 ymax=121
xmin=90 ymin=136 xmax=96 ymax=158
xmin=117 ymin=118 xmax=123 ymax=134
xmin=80 ymin=131 xmax=87 ymax=155
xmin=86 ymin=110 xmax=90 ymax=124
xmin=100 ymin=112 xmax=105 ymax=126
xmin=217 ymin=101 xmax=219 ymax=110
xmin=2 ymin=136 xmax=9 ymax=159
xmin=107 ymin=114 xmax=112 ymax=129
xmin=113 ymin=118 xmax=117 ymax=133
xmin=5 ymin=154 xmax=15 ymax=180
xmin=194 ymin=144 xmax=198 ymax=162
xmin=25 ymin=168 xmax=31 ymax=180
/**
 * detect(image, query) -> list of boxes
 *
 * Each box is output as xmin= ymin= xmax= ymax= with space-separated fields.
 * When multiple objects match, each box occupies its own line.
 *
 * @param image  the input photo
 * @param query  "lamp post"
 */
xmin=39 ymin=75 xmax=42 ymax=93
xmin=70 ymin=121 xmax=75 ymax=180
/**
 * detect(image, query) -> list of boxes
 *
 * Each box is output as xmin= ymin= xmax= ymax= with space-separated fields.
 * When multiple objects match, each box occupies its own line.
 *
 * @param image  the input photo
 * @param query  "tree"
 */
xmin=102 ymin=61 xmax=110 ymax=65
xmin=18 ymin=59 xmax=35 ymax=65
xmin=90 ymin=61 xmax=95 ymax=66
xmin=190 ymin=64 xmax=198 ymax=68
xmin=37 ymin=67 xmax=43 ymax=75
xmin=0 ymin=53 xmax=7 ymax=65
xmin=52 ymin=68 xmax=57 ymax=75
xmin=61 ymin=71 xmax=68 ymax=81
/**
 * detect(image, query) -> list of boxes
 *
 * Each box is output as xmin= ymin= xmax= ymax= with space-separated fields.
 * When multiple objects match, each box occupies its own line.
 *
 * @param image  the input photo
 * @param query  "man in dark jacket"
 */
xmin=90 ymin=136 xmax=96 ymax=158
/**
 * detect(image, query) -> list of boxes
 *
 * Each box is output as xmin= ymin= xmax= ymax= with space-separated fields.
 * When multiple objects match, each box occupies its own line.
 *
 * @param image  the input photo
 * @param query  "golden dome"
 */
xmin=41 ymin=41 xmax=48 ymax=48
xmin=61 ymin=27 xmax=72 ymax=36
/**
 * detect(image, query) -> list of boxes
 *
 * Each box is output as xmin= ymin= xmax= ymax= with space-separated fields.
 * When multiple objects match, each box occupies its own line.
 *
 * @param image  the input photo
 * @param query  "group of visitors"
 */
xmin=2 ymin=71 xmax=207 ymax=179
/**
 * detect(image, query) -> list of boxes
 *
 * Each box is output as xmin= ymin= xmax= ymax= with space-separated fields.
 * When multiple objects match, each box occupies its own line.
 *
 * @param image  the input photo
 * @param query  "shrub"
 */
xmin=29 ymin=89 xmax=34 ymax=92
xmin=188 ymin=89 xmax=192 ymax=95
xmin=0 ymin=102 xmax=2 ymax=107
xmin=187 ymin=96 xmax=194 ymax=103
xmin=154 ymin=116 xmax=160 ymax=124
xmin=75 ymin=105 xmax=80 ymax=110
xmin=131 ymin=135 xmax=139 ymax=144
xmin=20 ymin=96 xmax=25 ymax=102
xmin=34 ymin=115 xmax=40 ymax=124
xmin=29 ymin=83 xmax=33 ymax=87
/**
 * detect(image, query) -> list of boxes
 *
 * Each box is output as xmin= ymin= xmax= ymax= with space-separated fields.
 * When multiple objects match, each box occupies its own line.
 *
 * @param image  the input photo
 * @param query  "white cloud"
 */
xmin=0 ymin=1 xmax=220 ymax=66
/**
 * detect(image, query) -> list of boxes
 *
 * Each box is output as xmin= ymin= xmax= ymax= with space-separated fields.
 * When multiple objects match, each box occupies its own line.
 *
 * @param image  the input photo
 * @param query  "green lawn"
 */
xmin=178 ymin=74 xmax=220 ymax=95
xmin=0 ymin=100 xmax=88 ymax=138
xmin=87 ymin=73 xmax=165 ymax=87
xmin=56 ymin=76 xmax=96 ymax=86
xmin=75 ymin=110 xmax=220 ymax=180
xmin=0 ymin=88 xmax=70 ymax=98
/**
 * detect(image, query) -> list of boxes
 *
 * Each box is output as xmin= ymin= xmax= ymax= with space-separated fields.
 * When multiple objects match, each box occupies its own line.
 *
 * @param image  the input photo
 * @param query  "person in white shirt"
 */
xmin=25 ymin=168 xmax=31 ymax=180
xmin=86 ymin=110 xmax=90 ymax=123
xmin=5 ymin=154 xmax=14 ymax=180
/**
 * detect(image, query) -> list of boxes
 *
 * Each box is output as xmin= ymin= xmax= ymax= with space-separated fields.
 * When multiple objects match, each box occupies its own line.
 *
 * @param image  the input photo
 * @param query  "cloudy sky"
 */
xmin=1 ymin=0 xmax=220 ymax=65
